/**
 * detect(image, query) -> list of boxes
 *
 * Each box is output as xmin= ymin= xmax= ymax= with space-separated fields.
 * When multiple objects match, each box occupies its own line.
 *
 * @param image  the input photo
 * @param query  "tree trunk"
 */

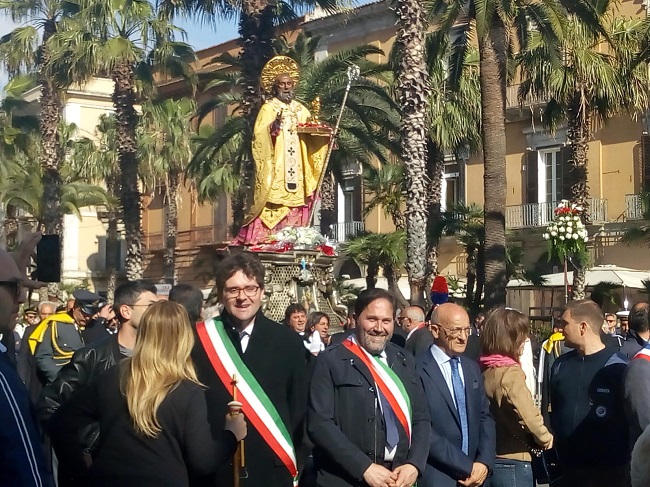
xmin=366 ymin=263 xmax=379 ymax=290
xmin=112 ymin=62 xmax=143 ymax=280
xmin=568 ymin=90 xmax=590 ymax=300
xmin=396 ymin=0 xmax=430 ymax=308
xmin=465 ymin=247 xmax=477 ymax=311
xmin=473 ymin=244 xmax=485 ymax=314
xmin=164 ymin=171 xmax=181 ymax=284
xmin=479 ymin=28 xmax=508 ymax=310
xmin=39 ymin=21 xmax=64 ymax=237
xmin=105 ymin=177 xmax=119 ymax=303
xmin=425 ymin=140 xmax=444 ymax=306
xmin=319 ymin=170 xmax=337 ymax=236
xmin=234 ymin=1 xmax=276 ymax=235
xmin=384 ymin=263 xmax=409 ymax=309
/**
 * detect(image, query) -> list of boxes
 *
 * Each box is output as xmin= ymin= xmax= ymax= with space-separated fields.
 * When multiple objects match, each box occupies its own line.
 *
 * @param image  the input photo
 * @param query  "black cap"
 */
xmin=73 ymin=289 xmax=103 ymax=315
xmin=24 ymin=306 xmax=38 ymax=315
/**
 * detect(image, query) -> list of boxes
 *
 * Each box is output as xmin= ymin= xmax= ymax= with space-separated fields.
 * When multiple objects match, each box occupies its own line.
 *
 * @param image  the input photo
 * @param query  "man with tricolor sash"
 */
xmin=307 ymin=288 xmax=430 ymax=487
xmin=192 ymin=252 xmax=307 ymax=487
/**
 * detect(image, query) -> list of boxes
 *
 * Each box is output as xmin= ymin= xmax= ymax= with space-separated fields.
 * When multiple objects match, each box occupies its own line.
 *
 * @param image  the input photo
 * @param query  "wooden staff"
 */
xmin=229 ymin=374 xmax=245 ymax=487
xmin=307 ymin=64 xmax=361 ymax=227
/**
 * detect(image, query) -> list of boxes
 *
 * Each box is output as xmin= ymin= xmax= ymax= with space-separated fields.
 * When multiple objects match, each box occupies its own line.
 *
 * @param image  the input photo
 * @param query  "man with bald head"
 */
xmin=399 ymin=306 xmax=433 ymax=356
xmin=417 ymin=303 xmax=495 ymax=487
xmin=0 ymin=237 xmax=53 ymax=485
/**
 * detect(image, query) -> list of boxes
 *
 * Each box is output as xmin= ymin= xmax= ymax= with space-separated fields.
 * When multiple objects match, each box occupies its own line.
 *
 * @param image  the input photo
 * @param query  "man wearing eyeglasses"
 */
xmin=38 ymin=280 xmax=159 ymax=487
xmin=192 ymin=252 xmax=307 ymax=487
xmin=417 ymin=303 xmax=495 ymax=487
xmin=0 ymin=236 xmax=54 ymax=486
xmin=31 ymin=289 xmax=104 ymax=384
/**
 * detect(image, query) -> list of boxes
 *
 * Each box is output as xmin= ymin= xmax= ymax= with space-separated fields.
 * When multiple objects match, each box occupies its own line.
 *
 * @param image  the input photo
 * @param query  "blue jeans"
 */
xmin=491 ymin=458 xmax=534 ymax=487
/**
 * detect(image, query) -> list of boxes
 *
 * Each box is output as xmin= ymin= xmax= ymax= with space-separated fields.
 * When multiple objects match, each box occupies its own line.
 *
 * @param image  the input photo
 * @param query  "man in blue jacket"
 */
xmin=417 ymin=303 xmax=495 ymax=487
xmin=0 ymin=235 xmax=53 ymax=486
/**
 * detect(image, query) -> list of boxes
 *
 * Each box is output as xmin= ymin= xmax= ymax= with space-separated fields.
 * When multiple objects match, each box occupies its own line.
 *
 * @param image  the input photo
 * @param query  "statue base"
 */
xmin=211 ymin=246 xmax=348 ymax=329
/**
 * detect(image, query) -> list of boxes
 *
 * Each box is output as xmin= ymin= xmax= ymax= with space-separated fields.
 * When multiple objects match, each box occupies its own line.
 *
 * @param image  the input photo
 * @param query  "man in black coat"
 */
xmin=417 ymin=303 xmax=495 ymax=487
xmin=192 ymin=252 xmax=307 ymax=487
xmin=307 ymin=289 xmax=430 ymax=487
xmin=620 ymin=303 xmax=649 ymax=359
xmin=399 ymin=306 xmax=433 ymax=356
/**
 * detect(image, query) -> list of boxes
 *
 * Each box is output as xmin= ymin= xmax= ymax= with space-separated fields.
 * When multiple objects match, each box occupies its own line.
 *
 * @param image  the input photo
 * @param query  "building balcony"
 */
xmin=329 ymin=221 xmax=365 ymax=242
xmin=625 ymin=194 xmax=647 ymax=221
xmin=505 ymin=198 xmax=608 ymax=229
xmin=505 ymin=83 xmax=547 ymax=119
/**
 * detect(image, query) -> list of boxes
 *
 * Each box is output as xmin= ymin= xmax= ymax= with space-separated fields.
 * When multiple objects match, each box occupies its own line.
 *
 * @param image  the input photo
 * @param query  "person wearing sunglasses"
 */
xmin=0 ymin=235 xmax=54 ymax=486
xmin=31 ymin=289 xmax=103 ymax=384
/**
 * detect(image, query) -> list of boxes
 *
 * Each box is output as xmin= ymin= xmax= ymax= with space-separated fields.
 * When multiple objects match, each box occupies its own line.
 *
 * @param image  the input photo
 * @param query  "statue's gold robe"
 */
xmin=247 ymin=98 xmax=329 ymax=230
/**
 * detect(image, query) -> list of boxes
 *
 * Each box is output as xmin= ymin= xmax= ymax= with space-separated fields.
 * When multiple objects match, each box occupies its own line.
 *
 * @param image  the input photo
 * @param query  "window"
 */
xmin=541 ymin=149 xmax=563 ymax=204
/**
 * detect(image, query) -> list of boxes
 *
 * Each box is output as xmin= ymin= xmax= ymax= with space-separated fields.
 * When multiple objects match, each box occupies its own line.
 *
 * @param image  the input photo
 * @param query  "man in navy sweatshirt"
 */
xmin=550 ymin=299 xmax=629 ymax=487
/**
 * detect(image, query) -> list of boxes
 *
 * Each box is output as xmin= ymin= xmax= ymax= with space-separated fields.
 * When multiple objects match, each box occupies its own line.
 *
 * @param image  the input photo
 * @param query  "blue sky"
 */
xmin=0 ymin=0 xmax=377 ymax=91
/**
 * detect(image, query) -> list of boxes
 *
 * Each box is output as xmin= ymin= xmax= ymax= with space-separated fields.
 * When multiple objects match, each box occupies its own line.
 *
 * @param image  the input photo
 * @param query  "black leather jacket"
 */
xmin=38 ymin=333 xmax=125 ymax=450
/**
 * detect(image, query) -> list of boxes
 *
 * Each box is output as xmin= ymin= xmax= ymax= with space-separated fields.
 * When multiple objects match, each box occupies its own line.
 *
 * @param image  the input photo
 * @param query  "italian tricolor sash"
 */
xmin=196 ymin=319 xmax=298 ymax=485
xmin=634 ymin=345 xmax=650 ymax=362
xmin=342 ymin=337 xmax=412 ymax=443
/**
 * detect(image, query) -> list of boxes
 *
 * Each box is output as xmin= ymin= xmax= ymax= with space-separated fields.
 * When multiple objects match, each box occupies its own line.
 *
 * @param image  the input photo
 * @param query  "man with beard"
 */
xmin=192 ymin=252 xmax=306 ymax=487
xmin=307 ymin=289 xmax=430 ymax=487
xmin=234 ymin=56 xmax=329 ymax=245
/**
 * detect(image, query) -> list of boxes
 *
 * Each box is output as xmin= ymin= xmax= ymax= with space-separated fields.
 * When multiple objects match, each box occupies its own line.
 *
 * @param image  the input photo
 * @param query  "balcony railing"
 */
xmin=329 ymin=221 xmax=365 ymax=242
xmin=625 ymin=194 xmax=647 ymax=221
xmin=506 ymin=198 xmax=608 ymax=229
xmin=505 ymin=83 xmax=547 ymax=110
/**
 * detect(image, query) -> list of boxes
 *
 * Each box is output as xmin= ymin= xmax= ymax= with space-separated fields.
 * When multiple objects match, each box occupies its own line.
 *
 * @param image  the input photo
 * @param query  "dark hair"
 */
xmin=284 ymin=303 xmax=307 ymax=324
xmin=215 ymin=253 xmax=265 ymax=297
xmin=480 ymin=307 xmax=530 ymax=360
xmin=630 ymin=303 xmax=650 ymax=334
xmin=307 ymin=312 xmax=329 ymax=331
xmin=114 ymin=280 xmax=158 ymax=321
xmin=354 ymin=288 xmax=396 ymax=318
xmin=564 ymin=299 xmax=604 ymax=333
xmin=169 ymin=284 xmax=204 ymax=324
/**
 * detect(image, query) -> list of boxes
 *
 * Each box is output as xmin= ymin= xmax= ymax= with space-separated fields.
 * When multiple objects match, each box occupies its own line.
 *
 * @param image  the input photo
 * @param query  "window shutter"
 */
xmin=642 ymin=134 xmax=650 ymax=192
xmin=560 ymin=145 xmax=575 ymax=200
xmin=525 ymin=151 xmax=538 ymax=204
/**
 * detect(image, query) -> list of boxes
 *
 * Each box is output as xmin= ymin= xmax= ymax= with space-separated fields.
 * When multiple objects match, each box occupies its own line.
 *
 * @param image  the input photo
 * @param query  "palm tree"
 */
xmin=424 ymin=32 xmax=481 ymax=296
xmin=69 ymin=114 xmax=122 ymax=301
xmin=394 ymin=0 xmax=430 ymax=307
xmin=189 ymin=34 xmax=399 ymax=234
xmin=430 ymin=202 xmax=484 ymax=313
xmin=0 ymin=0 xmax=66 ymax=236
xmin=140 ymin=97 xmax=196 ymax=283
xmin=50 ymin=0 xmax=196 ymax=279
xmin=341 ymin=230 xmax=408 ymax=307
xmin=363 ymin=163 xmax=406 ymax=230
xmin=427 ymin=0 xmax=605 ymax=309
xmin=0 ymin=124 xmax=109 ymax=228
xmin=518 ymin=4 xmax=650 ymax=299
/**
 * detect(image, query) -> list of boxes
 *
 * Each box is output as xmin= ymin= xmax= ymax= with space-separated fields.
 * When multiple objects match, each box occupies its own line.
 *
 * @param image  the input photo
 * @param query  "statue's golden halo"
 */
xmin=260 ymin=56 xmax=300 ymax=93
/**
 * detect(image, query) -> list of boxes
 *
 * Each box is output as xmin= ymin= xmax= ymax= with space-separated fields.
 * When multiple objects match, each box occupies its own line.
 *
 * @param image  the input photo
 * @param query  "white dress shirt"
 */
xmin=430 ymin=344 xmax=465 ymax=408
xmin=238 ymin=321 xmax=255 ymax=353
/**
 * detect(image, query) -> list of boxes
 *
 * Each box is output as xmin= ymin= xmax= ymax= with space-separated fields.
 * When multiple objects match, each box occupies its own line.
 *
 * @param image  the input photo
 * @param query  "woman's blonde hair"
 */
xmin=480 ymin=307 xmax=530 ymax=360
xmin=120 ymin=300 xmax=201 ymax=438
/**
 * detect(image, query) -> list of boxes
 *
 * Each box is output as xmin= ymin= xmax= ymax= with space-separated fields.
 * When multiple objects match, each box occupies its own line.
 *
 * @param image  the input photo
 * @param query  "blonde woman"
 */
xmin=479 ymin=307 xmax=553 ymax=487
xmin=50 ymin=301 xmax=246 ymax=486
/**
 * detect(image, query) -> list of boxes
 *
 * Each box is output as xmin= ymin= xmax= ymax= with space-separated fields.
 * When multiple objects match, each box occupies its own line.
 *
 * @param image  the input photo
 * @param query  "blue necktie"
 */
xmin=378 ymin=389 xmax=400 ymax=450
xmin=450 ymin=357 xmax=469 ymax=455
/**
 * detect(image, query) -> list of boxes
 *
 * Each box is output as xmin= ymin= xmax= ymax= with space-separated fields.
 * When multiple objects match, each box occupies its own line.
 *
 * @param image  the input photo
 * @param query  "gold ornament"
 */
xmin=260 ymin=56 xmax=300 ymax=93
xmin=311 ymin=97 xmax=321 ymax=122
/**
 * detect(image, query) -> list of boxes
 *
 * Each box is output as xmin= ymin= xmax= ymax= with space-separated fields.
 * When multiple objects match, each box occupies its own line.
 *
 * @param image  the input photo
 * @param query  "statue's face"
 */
xmin=273 ymin=73 xmax=295 ymax=104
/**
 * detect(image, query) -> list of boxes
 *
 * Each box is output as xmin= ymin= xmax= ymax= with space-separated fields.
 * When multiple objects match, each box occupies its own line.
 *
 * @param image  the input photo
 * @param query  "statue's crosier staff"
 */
xmin=307 ymin=64 xmax=361 ymax=227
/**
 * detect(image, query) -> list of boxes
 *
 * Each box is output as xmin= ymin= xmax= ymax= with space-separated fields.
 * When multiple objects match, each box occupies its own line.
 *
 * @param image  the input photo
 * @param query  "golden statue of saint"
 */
xmin=234 ymin=56 xmax=330 ymax=245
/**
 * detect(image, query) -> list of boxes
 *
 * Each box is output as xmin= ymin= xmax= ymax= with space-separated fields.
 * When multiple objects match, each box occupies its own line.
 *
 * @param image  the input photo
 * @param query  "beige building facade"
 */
xmin=143 ymin=0 xmax=650 ymax=306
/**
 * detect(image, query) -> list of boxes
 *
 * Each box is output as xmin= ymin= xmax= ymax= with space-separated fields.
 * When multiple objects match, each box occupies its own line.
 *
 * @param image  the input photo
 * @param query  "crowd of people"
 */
xmin=3 ymin=236 xmax=650 ymax=487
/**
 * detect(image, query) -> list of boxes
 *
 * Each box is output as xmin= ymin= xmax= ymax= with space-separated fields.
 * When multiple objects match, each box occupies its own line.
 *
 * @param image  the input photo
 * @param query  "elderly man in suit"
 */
xmin=417 ymin=303 xmax=495 ymax=487
xmin=399 ymin=306 xmax=433 ymax=356
xmin=308 ymin=288 xmax=430 ymax=487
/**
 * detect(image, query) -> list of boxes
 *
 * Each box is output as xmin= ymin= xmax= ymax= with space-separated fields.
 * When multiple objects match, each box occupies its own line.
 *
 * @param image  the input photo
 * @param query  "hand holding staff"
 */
xmin=227 ymin=374 xmax=247 ymax=486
